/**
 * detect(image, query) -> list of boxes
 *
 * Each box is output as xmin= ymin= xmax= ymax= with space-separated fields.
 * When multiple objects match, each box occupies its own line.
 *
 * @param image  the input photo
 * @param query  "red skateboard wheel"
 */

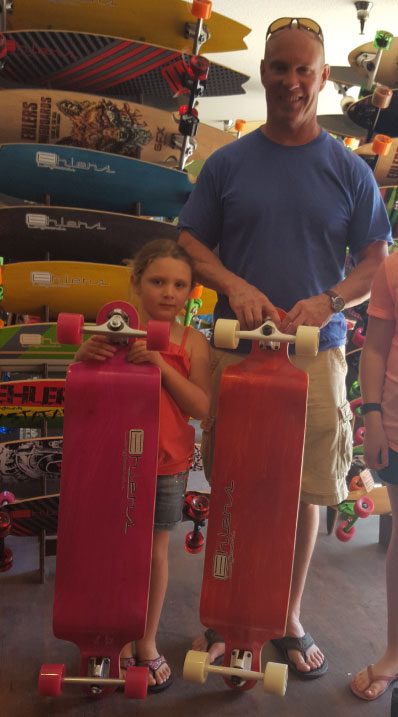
xmin=124 ymin=666 xmax=148 ymax=699
xmin=0 ymin=510 xmax=12 ymax=538
xmin=57 ymin=313 xmax=84 ymax=345
xmin=354 ymin=496 xmax=374 ymax=518
xmin=38 ymin=664 xmax=65 ymax=697
xmin=191 ymin=0 xmax=212 ymax=20
xmin=336 ymin=521 xmax=355 ymax=542
xmin=354 ymin=427 xmax=365 ymax=446
xmin=146 ymin=321 xmax=170 ymax=351
xmin=352 ymin=327 xmax=365 ymax=347
xmin=185 ymin=530 xmax=205 ymax=553
xmin=0 ymin=546 xmax=13 ymax=571
xmin=0 ymin=490 xmax=15 ymax=507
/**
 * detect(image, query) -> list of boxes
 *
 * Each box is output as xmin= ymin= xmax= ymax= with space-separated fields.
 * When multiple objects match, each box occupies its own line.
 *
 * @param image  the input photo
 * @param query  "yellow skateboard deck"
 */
xmin=348 ymin=36 xmax=398 ymax=88
xmin=0 ymin=260 xmax=217 ymax=320
xmin=0 ymin=89 xmax=234 ymax=167
xmin=5 ymin=0 xmax=251 ymax=54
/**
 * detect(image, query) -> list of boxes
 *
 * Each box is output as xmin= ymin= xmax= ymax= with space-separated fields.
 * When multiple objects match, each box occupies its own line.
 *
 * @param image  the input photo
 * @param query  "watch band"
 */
xmin=361 ymin=402 xmax=382 ymax=415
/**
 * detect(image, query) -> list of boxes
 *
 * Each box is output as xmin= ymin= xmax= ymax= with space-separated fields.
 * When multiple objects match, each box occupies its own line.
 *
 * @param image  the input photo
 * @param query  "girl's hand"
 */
xmin=363 ymin=419 xmax=389 ymax=471
xmin=74 ymin=335 xmax=117 ymax=362
xmin=127 ymin=339 xmax=166 ymax=369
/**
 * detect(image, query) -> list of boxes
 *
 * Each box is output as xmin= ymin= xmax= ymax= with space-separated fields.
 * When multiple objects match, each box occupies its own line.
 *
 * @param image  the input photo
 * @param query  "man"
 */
xmin=178 ymin=17 xmax=391 ymax=678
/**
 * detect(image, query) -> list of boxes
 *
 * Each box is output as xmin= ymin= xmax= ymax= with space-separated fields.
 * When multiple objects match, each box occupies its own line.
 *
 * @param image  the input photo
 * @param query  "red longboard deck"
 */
xmin=200 ymin=341 xmax=308 ymax=679
xmin=53 ymin=349 xmax=160 ymax=684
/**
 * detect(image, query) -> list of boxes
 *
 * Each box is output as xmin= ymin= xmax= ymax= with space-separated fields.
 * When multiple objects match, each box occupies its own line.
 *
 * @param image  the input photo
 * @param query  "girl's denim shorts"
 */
xmin=154 ymin=469 xmax=189 ymax=531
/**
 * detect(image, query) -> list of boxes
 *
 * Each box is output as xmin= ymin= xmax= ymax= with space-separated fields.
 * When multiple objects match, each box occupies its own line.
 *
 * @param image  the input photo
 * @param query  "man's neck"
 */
xmin=261 ymin=121 xmax=322 ymax=146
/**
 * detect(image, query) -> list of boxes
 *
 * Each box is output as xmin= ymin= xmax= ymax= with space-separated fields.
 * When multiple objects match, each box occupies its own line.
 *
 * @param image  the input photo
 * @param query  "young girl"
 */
xmin=74 ymin=239 xmax=210 ymax=692
xmin=350 ymin=251 xmax=398 ymax=701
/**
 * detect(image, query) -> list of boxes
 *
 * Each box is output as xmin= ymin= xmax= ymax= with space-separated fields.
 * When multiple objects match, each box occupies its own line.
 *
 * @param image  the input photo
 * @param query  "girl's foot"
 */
xmin=351 ymin=658 xmax=398 ymax=700
xmin=136 ymin=655 xmax=173 ymax=693
xmin=192 ymin=629 xmax=225 ymax=664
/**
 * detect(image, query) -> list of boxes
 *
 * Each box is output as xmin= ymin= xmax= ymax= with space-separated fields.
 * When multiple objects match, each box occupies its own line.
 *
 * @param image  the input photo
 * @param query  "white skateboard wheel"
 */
xmin=295 ymin=325 xmax=319 ymax=357
xmin=214 ymin=319 xmax=240 ymax=349
xmin=183 ymin=650 xmax=210 ymax=683
xmin=263 ymin=661 xmax=288 ymax=695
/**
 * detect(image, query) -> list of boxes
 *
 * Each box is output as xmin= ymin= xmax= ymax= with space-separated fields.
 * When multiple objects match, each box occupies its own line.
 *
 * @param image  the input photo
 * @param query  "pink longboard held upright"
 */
xmin=38 ymin=301 xmax=169 ymax=700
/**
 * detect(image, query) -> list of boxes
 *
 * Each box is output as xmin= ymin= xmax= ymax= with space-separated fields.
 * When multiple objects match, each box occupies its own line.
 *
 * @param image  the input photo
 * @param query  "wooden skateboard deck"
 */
xmin=5 ymin=0 xmax=251 ymax=54
xmin=0 ymin=31 xmax=249 ymax=111
xmin=0 ymin=261 xmax=217 ymax=323
xmin=0 ymin=206 xmax=178 ymax=264
xmin=0 ymin=492 xmax=59 ymax=536
xmin=0 ymin=380 xmax=65 ymax=422
xmin=0 ymin=407 xmax=64 ymax=427
xmin=348 ymin=36 xmax=398 ymax=88
xmin=354 ymin=138 xmax=398 ymax=186
xmin=50 ymin=301 xmax=161 ymax=695
xmin=0 ymin=436 xmax=62 ymax=485
xmin=317 ymin=114 xmax=365 ymax=139
xmin=0 ymin=144 xmax=194 ymax=217
xmin=346 ymin=89 xmax=398 ymax=137
xmin=0 ymin=89 xmax=234 ymax=167
xmin=200 ymin=340 xmax=307 ymax=687
xmin=329 ymin=65 xmax=368 ymax=88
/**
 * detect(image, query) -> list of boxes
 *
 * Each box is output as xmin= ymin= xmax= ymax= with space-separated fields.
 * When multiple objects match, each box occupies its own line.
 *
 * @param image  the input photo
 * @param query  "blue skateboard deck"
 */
xmin=0 ymin=144 xmax=193 ymax=216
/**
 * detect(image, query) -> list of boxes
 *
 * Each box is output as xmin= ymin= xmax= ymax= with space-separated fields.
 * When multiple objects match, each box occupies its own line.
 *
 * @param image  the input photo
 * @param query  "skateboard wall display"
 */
xmin=0 ymin=206 xmax=178 ymax=264
xmin=0 ymin=490 xmax=59 ymax=572
xmin=0 ymin=379 xmax=65 ymax=420
xmin=346 ymin=88 xmax=398 ymax=139
xmin=0 ymin=321 xmax=86 ymax=369
xmin=3 ymin=0 xmax=251 ymax=54
xmin=38 ymin=301 xmax=169 ymax=699
xmin=0 ymin=31 xmax=249 ymax=111
xmin=348 ymin=34 xmax=398 ymax=89
xmin=0 ymin=436 xmax=62 ymax=484
xmin=0 ymin=144 xmax=194 ymax=217
xmin=183 ymin=314 xmax=319 ymax=693
xmin=0 ymin=89 xmax=234 ymax=168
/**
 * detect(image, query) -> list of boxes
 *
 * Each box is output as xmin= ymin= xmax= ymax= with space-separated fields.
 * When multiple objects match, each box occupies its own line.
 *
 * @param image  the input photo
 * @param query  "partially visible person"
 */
xmin=179 ymin=17 xmax=391 ymax=677
xmin=350 ymin=252 xmax=398 ymax=701
xmin=74 ymin=239 xmax=210 ymax=692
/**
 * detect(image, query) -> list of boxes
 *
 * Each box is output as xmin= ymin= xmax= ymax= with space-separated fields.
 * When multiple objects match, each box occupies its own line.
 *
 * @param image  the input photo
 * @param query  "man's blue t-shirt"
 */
xmin=179 ymin=129 xmax=392 ymax=351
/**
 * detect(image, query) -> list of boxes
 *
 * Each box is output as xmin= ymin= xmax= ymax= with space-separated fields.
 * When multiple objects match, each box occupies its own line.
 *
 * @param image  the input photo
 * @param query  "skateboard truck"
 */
xmin=0 ymin=1 xmax=12 ymax=33
xmin=355 ymin=30 xmax=393 ymax=91
xmin=184 ymin=0 xmax=212 ymax=55
xmin=183 ymin=649 xmax=288 ymax=695
xmin=335 ymin=495 xmax=374 ymax=542
xmin=214 ymin=318 xmax=319 ymax=357
xmin=38 ymin=662 xmax=149 ymax=698
xmin=183 ymin=491 xmax=210 ymax=553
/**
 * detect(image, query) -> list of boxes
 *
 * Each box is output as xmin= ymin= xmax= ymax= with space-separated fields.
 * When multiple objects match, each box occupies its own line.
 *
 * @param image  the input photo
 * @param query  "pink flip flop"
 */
xmin=350 ymin=664 xmax=398 ymax=701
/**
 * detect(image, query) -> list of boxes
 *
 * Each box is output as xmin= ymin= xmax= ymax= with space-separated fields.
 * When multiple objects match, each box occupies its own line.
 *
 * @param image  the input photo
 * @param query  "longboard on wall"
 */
xmin=4 ymin=0 xmax=251 ymax=54
xmin=0 ymin=89 xmax=234 ymax=167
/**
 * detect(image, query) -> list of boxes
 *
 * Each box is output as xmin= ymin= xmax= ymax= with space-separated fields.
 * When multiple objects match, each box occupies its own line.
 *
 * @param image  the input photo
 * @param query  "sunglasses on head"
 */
xmin=266 ymin=17 xmax=324 ymax=43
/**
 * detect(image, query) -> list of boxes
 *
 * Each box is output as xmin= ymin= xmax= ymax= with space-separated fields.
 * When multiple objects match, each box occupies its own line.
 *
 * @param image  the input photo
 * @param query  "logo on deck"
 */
xmin=26 ymin=213 xmax=106 ymax=233
xmin=212 ymin=481 xmax=235 ymax=580
xmin=35 ymin=151 xmax=115 ymax=175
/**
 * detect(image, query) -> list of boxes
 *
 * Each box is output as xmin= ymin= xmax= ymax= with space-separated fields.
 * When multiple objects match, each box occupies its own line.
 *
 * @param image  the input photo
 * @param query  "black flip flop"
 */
xmin=271 ymin=633 xmax=328 ymax=680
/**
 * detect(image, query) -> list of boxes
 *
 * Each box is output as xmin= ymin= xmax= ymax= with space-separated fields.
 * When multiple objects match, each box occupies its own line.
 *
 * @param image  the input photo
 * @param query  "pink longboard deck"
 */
xmin=53 ymin=349 xmax=160 ymax=681
xmin=200 ymin=341 xmax=308 ymax=679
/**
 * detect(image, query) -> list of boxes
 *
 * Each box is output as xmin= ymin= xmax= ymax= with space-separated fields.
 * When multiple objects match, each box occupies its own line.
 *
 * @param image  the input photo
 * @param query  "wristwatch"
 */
xmin=323 ymin=289 xmax=345 ymax=313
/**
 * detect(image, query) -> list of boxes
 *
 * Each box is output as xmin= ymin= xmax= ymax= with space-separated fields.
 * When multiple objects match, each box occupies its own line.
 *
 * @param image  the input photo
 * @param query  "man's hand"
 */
xmin=280 ymin=294 xmax=333 ymax=334
xmin=228 ymin=278 xmax=280 ymax=330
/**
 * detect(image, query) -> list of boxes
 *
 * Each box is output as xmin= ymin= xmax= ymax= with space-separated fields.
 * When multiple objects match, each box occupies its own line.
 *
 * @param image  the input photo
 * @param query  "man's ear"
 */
xmin=260 ymin=58 xmax=266 ymax=86
xmin=320 ymin=63 xmax=330 ymax=92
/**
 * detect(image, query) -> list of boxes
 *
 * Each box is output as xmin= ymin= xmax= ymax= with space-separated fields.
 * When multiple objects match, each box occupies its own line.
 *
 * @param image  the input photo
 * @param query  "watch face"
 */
xmin=332 ymin=296 xmax=345 ymax=312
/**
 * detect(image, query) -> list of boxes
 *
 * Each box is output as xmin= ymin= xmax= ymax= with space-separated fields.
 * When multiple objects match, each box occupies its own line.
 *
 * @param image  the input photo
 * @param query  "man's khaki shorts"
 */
xmin=201 ymin=345 xmax=352 ymax=506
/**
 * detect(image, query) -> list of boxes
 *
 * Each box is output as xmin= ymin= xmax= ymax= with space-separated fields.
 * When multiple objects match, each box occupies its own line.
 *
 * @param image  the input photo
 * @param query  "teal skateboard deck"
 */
xmin=0 ymin=144 xmax=193 ymax=216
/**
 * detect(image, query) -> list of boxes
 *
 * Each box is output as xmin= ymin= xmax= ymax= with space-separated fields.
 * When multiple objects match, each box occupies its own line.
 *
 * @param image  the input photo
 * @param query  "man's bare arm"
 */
xmin=179 ymin=230 xmax=280 ymax=329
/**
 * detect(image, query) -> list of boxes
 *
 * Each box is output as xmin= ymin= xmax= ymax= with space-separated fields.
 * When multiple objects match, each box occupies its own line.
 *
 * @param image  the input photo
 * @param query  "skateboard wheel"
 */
xmin=372 ymin=134 xmax=392 ymax=156
xmin=354 ymin=496 xmax=374 ymax=518
xmin=294 ymin=325 xmax=319 ymax=357
xmin=354 ymin=427 xmax=365 ymax=446
xmin=184 ymin=493 xmax=210 ymax=520
xmin=57 ymin=313 xmax=84 ymax=345
xmin=349 ymin=475 xmax=364 ymax=491
xmin=38 ymin=664 xmax=65 ymax=697
xmin=235 ymin=119 xmax=246 ymax=133
xmin=124 ymin=666 xmax=148 ymax=699
xmin=336 ymin=521 xmax=355 ymax=542
xmin=185 ymin=530 xmax=205 ymax=553
xmin=352 ymin=327 xmax=365 ymax=347
xmin=0 ymin=490 xmax=15 ymax=507
xmin=214 ymin=319 xmax=240 ymax=349
xmin=372 ymin=86 xmax=393 ymax=109
xmin=191 ymin=0 xmax=212 ymax=20
xmin=0 ymin=547 xmax=13 ymax=572
xmin=0 ymin=511 xmax=11 ymax=538
xmin=183 ymin=650 xmax=210 ymax=683
xmin=146 ymin=320 xmax=170 ymax=351
xmin=263 ymin=661 xmax=288 ymax=695
xmin=344 ymin=137 xmax=360 ymax=150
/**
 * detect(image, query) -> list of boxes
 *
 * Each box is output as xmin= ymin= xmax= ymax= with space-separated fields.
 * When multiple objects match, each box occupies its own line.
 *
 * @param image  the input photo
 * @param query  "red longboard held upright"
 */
xmin=183 ymin=312 xmax=319 ymax=696
xmin=38 ymin=301 xmax=169 ymax=700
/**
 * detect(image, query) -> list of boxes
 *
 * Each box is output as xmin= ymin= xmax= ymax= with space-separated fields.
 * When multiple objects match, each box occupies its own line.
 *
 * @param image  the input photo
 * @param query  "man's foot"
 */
xmin=351 ymin=661 xmax=398 ymax=701
xmin=271 ymin=633 xmax=327 ymax=679
xmin=192 ymin=628 xmax=225 ymax=665
xmin=136 ymin=655 xmax=173 ymax=693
